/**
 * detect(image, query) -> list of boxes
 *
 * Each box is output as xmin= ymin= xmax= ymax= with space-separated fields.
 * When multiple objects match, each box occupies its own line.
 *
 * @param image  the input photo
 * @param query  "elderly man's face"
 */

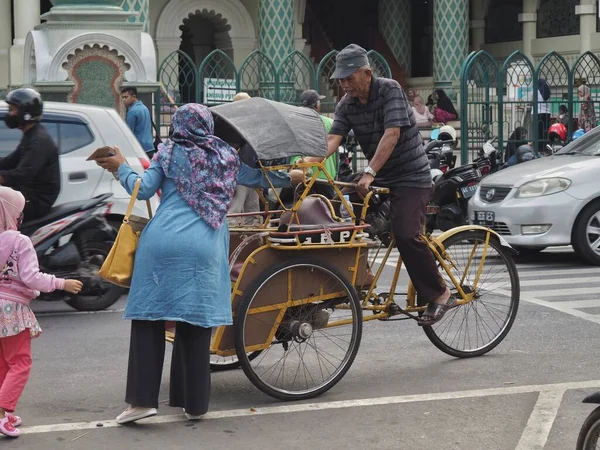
xmin=338 ymin=68 xmax=372 ymax=99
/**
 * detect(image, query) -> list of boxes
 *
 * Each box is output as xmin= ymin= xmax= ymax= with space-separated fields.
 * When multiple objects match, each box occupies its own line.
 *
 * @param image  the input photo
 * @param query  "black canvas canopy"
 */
xmin=210 ymin=97 xmax=328 ymax=160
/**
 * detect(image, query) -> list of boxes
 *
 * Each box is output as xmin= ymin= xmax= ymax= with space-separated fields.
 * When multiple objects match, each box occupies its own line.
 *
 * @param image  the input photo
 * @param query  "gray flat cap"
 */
xmin=331 ymin=44 xmax=369 ymax=79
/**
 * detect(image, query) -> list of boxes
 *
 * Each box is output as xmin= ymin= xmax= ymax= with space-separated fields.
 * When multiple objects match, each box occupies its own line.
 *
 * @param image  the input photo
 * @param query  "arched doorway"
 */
xmin=155 ymin=0 xmax=257 ymax=68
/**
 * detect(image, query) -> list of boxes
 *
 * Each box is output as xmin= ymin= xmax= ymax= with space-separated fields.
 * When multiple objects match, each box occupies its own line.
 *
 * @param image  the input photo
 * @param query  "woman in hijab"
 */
xmin=96 ymin=104 xmax=242 ymax=425
xmin=433 ymin=89 xmax=459 ymax=124
xmin=504 ymin=127 xmax=528 ymax=163
xmin=537 ymin=78 xmax=551 ymax=153
xmin=412 ymin=95 xmax=434 ymax=128
xmin=578 ymin=85 xmax=596 ymax=131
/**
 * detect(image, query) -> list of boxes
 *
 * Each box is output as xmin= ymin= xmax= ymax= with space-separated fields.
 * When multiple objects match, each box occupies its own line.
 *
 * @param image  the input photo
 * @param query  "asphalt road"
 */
xmin=8 ymin=246 xmax=600 ymax=449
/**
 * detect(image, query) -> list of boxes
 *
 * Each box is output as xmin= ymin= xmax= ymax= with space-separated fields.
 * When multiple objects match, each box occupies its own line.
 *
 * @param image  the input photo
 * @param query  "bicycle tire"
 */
xmin=234 ymin=257 xmax=362 ymax=401
xmin=422 ymin=229 xmax=520 ymax=358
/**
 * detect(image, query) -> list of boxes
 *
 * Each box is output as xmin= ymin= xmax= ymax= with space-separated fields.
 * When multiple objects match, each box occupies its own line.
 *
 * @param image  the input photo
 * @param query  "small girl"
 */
xmin=0 ymin=187 xmax=82 ymax=438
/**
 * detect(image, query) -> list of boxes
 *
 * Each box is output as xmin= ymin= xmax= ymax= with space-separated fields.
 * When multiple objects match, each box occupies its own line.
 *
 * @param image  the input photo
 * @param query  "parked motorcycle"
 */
xmin=424 ymin=125 xmax=458 ymax=172
xmin=576 ymin=391 xmax=600 ymax=449
xmin=425 ymin=163 xmax=483 ymax=233
xmin=20 ymin=193 xmax=124 ymax=312
xmin=474 ymin=137 xmax=502 ymax=176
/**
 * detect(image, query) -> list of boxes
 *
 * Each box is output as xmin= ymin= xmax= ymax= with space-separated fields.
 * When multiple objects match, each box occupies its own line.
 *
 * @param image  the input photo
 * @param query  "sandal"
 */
xmin=418 ymin=296 xmax=457 ymax=327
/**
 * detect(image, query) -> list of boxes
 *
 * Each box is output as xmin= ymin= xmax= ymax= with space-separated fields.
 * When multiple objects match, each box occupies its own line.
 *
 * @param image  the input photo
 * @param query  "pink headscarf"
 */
xmin=0 ymin=187 xmax=25 ymax=232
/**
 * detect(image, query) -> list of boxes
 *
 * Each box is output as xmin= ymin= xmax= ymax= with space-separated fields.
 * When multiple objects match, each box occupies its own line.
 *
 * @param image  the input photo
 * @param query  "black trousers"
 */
xmin=388 ymin=187 xmax=446 ymax=305
xmin=23 ymin=199 xmax=51 ymax=222
xmin=125 ymin=320 xmax=212 ymax=415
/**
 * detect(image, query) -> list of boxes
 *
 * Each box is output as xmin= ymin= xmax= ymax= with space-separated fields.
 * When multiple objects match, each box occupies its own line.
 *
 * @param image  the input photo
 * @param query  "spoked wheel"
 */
xmin=210 ymin=351 xmax=262 ymax=372
xmin=577 ymin=406 xmax=600 ymax=450
xmin=234 ymin=258 xmax=362 ymax=401
xmin=422 ymin=229 xmax=520 ymax=358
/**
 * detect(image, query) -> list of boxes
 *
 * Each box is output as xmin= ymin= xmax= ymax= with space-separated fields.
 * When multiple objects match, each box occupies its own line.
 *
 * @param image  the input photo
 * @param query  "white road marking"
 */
xmin=515 ymin=389 xmax=566 ymax=450
xmin=35 ymin=308 xmax=125 ymax=317
xmin=20 ymin=379 xmax=600 ymax=436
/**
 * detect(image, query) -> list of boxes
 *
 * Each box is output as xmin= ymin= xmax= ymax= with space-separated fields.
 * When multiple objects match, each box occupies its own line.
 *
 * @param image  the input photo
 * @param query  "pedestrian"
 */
xmin=290 ymin=89 xmax=338 ymax=198
xmin=504 ymin=127 xmax=528 ymax=163
xmin=432 ymin=89 xmax=458 ymax=124
xmin=228 ymin=92 xmax=261 ymax=226
xmin=121 ymin=87 xmax=154 ymax=157
xmin=412 ymin=95 xmax=434 ymax=128
xmin=558 ymin=104 xmax=569 ymax=127
xmin=94 ymin=103 xmax=296 ymax=425
xmin=0 ymin=187 xmax=82 ymax=437
xmin=305 ymin=43 xmax=453 ymax=325
xmin=406 ymin=88 xmax=416 ymax=106
xmin=537 ymin=78 xmax=552 ymax=153
xmin=578 ymin=85 xmax=596 ymax=132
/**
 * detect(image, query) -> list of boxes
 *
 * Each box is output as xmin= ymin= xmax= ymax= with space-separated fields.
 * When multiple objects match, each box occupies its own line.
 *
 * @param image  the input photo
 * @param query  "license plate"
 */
xmin=474 ymin=211 xmax=495 ymax=225
xmin=461 ymin=184 xmax=478 ymax=199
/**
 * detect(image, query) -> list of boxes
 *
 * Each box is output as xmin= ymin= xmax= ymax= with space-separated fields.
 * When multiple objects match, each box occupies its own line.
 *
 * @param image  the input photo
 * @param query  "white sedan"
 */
xmin=469 ymin=127 xmax=600 ymax=264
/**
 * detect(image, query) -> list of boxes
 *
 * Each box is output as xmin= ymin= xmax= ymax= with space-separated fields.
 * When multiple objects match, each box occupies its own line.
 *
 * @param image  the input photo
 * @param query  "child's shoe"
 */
xmin=0 ymin=417 xmax=20 ymax=437
xmin=6 ymin=414 xmax=21 ymax=427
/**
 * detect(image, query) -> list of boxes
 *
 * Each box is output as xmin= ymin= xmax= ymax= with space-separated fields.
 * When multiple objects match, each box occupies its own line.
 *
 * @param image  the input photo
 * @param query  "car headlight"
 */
xmin=515 ymin=178 xmax=571 ymax=198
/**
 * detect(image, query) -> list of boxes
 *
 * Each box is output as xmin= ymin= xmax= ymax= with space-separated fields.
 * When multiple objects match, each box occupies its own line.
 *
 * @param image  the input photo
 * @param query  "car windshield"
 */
xmin=555 ymin=126 xmax=600 ymax=156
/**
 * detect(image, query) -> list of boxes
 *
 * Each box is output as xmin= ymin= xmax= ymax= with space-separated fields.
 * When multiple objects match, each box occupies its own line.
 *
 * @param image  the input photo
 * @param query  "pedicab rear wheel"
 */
xmin=234 ymin=258 xmax=362 ymax=401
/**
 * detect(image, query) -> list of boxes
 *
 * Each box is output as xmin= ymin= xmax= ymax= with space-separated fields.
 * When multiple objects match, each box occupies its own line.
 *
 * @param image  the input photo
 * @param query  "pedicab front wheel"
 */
xmin=233 ymin=258 xmax=362 ymax=401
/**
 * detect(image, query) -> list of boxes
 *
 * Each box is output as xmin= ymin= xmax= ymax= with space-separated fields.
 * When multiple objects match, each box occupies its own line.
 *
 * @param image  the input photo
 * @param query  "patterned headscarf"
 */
xmin=156 ymin=104 xmax=240 ymax=229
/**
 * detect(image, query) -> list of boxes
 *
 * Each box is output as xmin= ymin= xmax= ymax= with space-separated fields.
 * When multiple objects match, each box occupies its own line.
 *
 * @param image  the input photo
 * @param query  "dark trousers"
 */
xmin=388 ymin=187 xmax=446 ymax=305
xmin=23 ymin=199 xmax=51 ymax=222
xmin=125 ymin=320 xmax=212 ymax=415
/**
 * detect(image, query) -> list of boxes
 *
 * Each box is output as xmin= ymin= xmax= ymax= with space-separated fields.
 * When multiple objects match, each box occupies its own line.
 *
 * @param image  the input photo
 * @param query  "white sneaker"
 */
xmin=116 ymin=406 xmax=157 ymax=424
xmin=183 ymin=409 xmax=204 ymax=421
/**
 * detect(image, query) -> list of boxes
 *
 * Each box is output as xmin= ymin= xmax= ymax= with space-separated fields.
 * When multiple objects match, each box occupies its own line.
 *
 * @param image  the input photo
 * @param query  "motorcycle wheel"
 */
xmin=577 ymin=406 xmax=600 ymax=450
xmin=65 ymin=237 xmax=125 ymax=312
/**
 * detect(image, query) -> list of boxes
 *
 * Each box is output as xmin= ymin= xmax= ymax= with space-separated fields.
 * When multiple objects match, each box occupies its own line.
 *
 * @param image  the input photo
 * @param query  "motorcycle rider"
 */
xmin=0 ymin=88 xmax=60 ymax=221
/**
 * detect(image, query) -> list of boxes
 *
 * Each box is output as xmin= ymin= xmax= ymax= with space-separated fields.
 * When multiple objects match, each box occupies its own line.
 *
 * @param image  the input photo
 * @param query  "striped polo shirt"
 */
xmin=330 ymin=77 xmax=431 ymax=188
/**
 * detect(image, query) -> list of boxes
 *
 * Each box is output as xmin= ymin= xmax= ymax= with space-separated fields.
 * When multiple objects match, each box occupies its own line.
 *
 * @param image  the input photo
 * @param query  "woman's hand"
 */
xmin=95 ymin=146 xmax=127 ymax=173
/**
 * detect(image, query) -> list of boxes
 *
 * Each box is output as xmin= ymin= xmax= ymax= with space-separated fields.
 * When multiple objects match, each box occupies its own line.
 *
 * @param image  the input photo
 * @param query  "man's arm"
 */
xmin=0 ymin=136 xmax=48 ymax=186
xmin=0 ymin=149 xmax=20 ymax=173
xmin=125 ymin=108 xmax=137 ymax=131
xmin=366 ymin=127 xmax=400 ymax=173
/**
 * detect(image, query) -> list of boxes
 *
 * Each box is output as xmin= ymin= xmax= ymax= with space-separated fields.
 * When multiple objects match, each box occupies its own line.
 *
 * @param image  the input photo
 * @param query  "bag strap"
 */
xmin=124 ymin=179 xmax=154 ymax=222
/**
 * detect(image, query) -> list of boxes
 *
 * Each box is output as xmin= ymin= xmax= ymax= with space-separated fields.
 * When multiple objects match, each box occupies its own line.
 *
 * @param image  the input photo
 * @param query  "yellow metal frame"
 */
xmin=165 ymin=163 xmax=505 ymax=357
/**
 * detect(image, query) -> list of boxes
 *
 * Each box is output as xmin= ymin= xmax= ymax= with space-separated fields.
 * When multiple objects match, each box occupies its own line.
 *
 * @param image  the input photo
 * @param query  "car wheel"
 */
xmin=573 ymin=200 xmax=600 ymax=265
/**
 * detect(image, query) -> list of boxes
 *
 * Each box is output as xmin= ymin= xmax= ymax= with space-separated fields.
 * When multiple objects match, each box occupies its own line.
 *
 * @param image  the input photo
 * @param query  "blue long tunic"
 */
xmin=118 ymin=162 xmax=232 ymax=327
xmin=117 ymin=161 xmax=292 ymax=327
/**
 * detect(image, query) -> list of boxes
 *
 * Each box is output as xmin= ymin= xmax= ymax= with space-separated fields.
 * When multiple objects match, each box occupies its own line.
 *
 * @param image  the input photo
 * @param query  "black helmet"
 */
xmin=5 ymin=88 xmax=43 ymax=123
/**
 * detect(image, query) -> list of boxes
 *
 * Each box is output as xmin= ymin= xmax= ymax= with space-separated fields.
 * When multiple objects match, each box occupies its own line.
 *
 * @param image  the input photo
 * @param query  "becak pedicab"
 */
xmin=166 ymin=98 xmax=521 ymax=401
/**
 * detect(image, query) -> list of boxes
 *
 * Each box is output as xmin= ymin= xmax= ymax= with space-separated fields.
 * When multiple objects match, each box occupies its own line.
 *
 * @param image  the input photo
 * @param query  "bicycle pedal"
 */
xmin=388 ymin=302 xmax=402 ymax=315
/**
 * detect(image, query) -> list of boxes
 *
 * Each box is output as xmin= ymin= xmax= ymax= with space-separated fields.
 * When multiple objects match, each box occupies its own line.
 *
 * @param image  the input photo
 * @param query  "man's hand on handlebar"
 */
xmin=357 ymin=173 xmax=375 ymax=198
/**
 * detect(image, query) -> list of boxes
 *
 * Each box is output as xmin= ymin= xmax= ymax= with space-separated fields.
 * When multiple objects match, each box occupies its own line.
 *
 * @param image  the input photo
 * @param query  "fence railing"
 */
xmin=460 ymin=49 xmax=600 ymax=164
xmin=154 ymin=48 xmax=392 ymax=139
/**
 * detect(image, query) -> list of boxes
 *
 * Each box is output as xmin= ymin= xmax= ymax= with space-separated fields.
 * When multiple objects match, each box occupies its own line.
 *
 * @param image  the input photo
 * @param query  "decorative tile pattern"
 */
xmin=537 ymin=0 xmax=579 ymax=38
xmin=433 ymin=0 xmax=469 ymax=91
xmin=378 ymin=0 xmax=411 ymax=77
xmin=259 ymin=0 xmax=295 ymax=69
xmin=259 ymin=0 xmax=295 ymax=98
xmin=63 ymin=44 xmax=130 ymax=114
xmin=121 ymin=0 xmax=149 ymax=33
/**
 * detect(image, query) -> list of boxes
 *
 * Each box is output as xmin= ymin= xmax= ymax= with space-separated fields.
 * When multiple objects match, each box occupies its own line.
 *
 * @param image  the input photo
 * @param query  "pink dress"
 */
xmin=0 ymin=231 xmax=66 ymax=338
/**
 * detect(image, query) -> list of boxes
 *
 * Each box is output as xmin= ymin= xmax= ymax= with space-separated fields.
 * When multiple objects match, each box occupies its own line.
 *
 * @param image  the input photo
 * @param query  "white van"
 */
xmin=0 ymin=101 xmax=159 ymax=226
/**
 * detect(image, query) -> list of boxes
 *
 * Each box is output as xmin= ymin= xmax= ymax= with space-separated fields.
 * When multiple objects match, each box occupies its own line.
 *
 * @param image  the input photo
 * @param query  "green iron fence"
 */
xmin=460 ymin=50 xmax=600 ymax=164
xmin=154 ymin=48 xmax=392 ymax=139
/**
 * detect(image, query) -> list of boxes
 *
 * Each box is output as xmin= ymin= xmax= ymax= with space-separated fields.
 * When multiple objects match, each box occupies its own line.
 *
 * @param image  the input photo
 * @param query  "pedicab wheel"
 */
xmin=234 ymin=258 xmax=362 ymax=401
xmin=421 ymin=229 xmax=520 ymax=358
xmin=210 ymin=351 xmax=262 ymax=372
xmin=577 ymin=406 xmax=600 ymax=450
